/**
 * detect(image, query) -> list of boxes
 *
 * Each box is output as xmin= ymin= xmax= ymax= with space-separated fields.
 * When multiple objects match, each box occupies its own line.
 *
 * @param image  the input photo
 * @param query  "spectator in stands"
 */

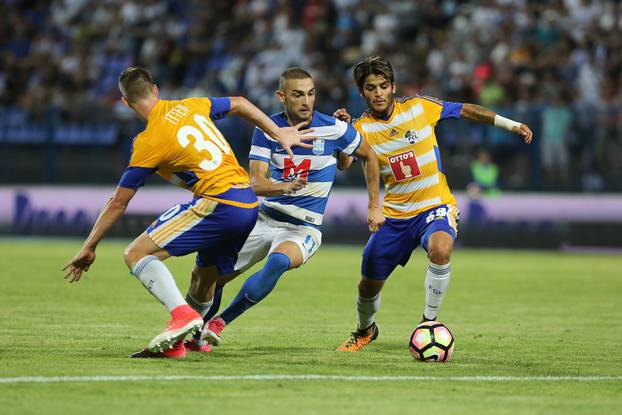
xmin=470 ymin=148 xmax=500 ymax=197
xmin=541 ymin=91 xmax=573 ymax=190
xmin=0 ymin=0 xmax=621 ymax=192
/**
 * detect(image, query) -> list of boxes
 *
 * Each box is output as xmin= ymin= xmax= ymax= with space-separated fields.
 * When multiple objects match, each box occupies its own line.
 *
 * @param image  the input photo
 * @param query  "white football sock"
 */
xmin=185 ymin=293 xmax=213 ymax=318
xmin=423 ymin=262 xmax=451 ymax=321
xmin=131 ymin=255 xmax=186 ymax=312
xmin=357 ymin=293 xmax=380 ymax=331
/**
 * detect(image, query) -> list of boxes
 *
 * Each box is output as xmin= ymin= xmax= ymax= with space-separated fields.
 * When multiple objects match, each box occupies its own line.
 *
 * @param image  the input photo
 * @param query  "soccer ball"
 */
xmin=409 ymin=321 xmax=454 ymax=362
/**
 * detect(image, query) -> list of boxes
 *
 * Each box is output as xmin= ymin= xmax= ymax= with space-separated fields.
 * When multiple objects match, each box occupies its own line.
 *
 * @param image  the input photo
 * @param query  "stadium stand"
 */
xmin=1 ymin=0 xmax=621 ymax=191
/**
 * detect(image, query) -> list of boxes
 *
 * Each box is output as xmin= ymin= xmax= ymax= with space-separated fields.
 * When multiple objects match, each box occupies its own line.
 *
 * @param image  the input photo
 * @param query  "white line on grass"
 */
xmin=1 ymin=375 xmax=621 ymax=384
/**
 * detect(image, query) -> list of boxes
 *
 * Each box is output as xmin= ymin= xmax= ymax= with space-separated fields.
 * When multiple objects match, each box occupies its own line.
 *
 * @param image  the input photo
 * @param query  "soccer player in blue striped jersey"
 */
xmin=198 ymin=67 xmax=384 ymax=347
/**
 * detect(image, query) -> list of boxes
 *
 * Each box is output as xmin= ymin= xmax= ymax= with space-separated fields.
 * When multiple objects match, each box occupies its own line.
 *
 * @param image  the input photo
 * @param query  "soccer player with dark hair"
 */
xmin=333 ymin=56 xmax=532 ymax=351
xmin=191 ymin=67 xmax=383 ymax=349
xmin=63 ymin=66 xmax=313 ymax=358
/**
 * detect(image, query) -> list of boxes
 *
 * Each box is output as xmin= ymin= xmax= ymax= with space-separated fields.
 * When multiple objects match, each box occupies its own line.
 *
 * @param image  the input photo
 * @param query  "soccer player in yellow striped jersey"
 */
xmin=63 ymin=66 xmax=314 ymax=358
xmin=335 ymin=56 xmax=533 ymax=351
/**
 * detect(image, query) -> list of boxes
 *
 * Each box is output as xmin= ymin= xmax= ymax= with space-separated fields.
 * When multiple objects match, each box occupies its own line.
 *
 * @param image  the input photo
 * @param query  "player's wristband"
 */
xmin=494 ymin=114 xmax=521 ymax=132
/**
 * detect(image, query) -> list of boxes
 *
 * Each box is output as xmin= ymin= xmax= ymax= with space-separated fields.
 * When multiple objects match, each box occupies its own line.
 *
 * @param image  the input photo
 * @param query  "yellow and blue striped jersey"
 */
xmin=353 ymin=96 xmax=462 ymax=219
xmin=119 ymin=97 xmax=250 ymax=198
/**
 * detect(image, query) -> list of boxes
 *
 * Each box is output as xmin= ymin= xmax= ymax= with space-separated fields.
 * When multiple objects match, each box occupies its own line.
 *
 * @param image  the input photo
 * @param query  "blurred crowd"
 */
xmin=1 ymin=0 xmax=622 ymax=191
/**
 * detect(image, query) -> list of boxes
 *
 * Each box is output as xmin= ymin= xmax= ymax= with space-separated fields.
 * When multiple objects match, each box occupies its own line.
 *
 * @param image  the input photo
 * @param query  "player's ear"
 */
xmin=391 ymin=83 xmax=396 ymax=94
xmin=276 ymin=89 xmax=285 ymax=104
xmin=152 ymin=84 xmax=159 ymax=97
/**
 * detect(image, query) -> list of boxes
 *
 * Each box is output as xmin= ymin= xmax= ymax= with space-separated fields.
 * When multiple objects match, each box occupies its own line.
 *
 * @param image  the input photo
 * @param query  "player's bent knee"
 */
xmin=288 ymin=258 xmax=303 ymax=269
xmin=123 ymin=245 xmax=161 ymax=270
xmin=273 ymin=242 xmax=304 ymax=269
xmin=123 ymin=247 xmax=140 ymax=269
xmin=123 ymin=243 xmax=147 ymax=270
xmin=358 ymin=277 xmax=384 ymax=298
xmin=427 ymin=232 xmax=453 ymax=265
xmin=428 ymin=245 xmax=452 ymax=264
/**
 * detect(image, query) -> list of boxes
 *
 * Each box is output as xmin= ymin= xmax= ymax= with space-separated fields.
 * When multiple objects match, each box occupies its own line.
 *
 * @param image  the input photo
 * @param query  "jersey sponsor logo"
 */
xmin=389 ymin=128 xmax=399 ymax=137
xmin=305 ymin=215 xmax=316 ymax=223
xmin=312 ymin=139 xmax=325 ymax=155
xmin=388 ymin=150 xmax=421 ymax=182
xmin=283 ymin=158 xmax=311 ymax=180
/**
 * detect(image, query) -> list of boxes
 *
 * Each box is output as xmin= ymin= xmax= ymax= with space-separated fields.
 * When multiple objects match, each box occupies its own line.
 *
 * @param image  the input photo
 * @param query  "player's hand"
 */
xmin=332 ymin=108 xmax=352 ymax=123
xmin=277 ymin=122 xmax=316 ymax=157
xmin=283 ymin=177 xmax=307 ymax=195
xmin=367 ymin=207 xmax=385 ymax=232
xmin=336 ymin=151 xmax=355 ymax=171
xmin=63 ymin=247 xmax=96 ymax=283
xmin=512 ymin=124 xmax=533 ymax=144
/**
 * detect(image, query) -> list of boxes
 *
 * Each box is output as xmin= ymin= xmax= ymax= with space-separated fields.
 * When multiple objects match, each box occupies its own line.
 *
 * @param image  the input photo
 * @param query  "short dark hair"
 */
xmin=353 ymin=56 xmax=395 ymax=91
xmin=119 ymin=66 xmax=155 ymax=103
xmin=279 ymin=67 xmax=313 ymax=90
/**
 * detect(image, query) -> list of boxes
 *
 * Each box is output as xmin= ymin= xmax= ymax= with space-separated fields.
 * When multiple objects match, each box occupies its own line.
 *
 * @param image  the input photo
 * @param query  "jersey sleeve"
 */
xmin=420 ymin=96 xmax=463 ymax=126
xmin=335 ymin=119 xmax=362 ymax=156
xmin=208 ymin=97 xmax=231 ymax=120
xmin=118 ymin=166 xmax=156 ymax=189
xmin=440 ymin=101 xmax=463 ymax=120
xmin=248 ymin=127 xmax=272 ymax=163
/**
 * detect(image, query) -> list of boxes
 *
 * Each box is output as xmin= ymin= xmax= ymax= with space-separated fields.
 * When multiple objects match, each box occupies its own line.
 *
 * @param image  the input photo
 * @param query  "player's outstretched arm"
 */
xmin=460 ymin=103 xmax=533 ymax=144
xmin=249 ymin=160 xmax=306 ymax=196
xmin=354 ymin=140 xmax=384 ymax=232
xmin=229 ymin=97 xmax=315 ymax=157
xmin=63 ymin=186 xmax=137 ymax=283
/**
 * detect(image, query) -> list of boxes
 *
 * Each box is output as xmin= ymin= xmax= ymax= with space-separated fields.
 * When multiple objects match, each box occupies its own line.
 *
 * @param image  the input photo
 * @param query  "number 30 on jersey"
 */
xmin=177 ymin=114 xmax=231 ymax=171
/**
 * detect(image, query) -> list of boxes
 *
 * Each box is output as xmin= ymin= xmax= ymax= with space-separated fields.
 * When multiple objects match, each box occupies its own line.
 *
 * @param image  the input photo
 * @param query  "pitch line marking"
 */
xmin=1 ymin=375 xmax=621 ymax=384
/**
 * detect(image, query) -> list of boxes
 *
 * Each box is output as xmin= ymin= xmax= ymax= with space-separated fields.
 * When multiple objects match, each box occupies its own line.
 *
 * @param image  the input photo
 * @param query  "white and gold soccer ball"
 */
xmin=409 ymin=321 xmax=454 ymax=362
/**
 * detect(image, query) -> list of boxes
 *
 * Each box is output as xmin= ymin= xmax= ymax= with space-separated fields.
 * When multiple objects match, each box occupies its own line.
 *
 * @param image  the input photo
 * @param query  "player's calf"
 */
xmin=214 ymin=252 xmax=292 ymax=335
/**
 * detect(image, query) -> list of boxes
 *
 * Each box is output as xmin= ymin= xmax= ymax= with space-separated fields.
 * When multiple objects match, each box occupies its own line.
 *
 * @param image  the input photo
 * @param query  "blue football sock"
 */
xmin=219 ymin=252 xmax=291 ymax=324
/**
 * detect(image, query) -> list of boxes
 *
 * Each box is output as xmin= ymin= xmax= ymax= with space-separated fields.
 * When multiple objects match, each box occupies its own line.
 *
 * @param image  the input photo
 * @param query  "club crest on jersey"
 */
xmin=312 ymin=139 xmax=325 ymax=155
xmin=405 ymin=129 xmax=420 ymax=144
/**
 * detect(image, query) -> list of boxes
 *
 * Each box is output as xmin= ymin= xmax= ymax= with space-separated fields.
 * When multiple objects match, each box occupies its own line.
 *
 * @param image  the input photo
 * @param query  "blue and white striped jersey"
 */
xmin=249 ymin=111 xmax=362 ymax=228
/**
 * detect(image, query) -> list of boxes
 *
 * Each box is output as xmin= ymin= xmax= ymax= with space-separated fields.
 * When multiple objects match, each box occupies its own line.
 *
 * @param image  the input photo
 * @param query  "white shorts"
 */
xmin=234 ymin=211 xmax=322 ymax=274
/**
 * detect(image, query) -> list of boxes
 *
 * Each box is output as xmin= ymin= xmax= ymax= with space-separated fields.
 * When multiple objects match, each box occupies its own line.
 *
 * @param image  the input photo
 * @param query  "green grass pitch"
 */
xmin=1 ymin=239 xmax=621 ymax=414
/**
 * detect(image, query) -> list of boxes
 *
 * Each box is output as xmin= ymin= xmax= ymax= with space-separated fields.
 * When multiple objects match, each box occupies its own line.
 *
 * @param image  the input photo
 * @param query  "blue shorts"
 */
xmin=361 ymin=204 xmax=460 ymax=280
xmin=147 ymin=187 xmax=259 ymax=275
